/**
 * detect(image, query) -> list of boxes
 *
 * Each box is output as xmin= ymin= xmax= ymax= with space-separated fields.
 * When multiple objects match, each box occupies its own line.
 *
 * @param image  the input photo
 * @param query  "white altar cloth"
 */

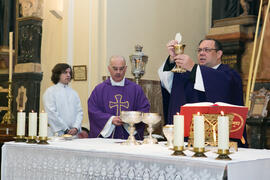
xmin=1 ymin=138 xmax=270 ymax=180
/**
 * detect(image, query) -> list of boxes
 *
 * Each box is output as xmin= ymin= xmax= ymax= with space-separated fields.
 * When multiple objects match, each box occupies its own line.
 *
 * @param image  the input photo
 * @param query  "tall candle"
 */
xmin=39 ymin=111 xmax=48 ymax=137
xmin=28 ymin=111 xmax=37 ymax=136
xmin=218 ymin=112 xmax=229 ymax=150
xmin=17 ymin=111 xmax=26 ymax=136
xmin=194 ymin=112 xmax=205 ymax=148
xmin=173 ymin=114 xmax=184 ymax=147
xmin=9 ymin=32 xmax=13 ymax=82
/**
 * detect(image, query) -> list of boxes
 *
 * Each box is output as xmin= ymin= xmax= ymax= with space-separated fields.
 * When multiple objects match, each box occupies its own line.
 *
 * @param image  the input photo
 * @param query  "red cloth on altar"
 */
xmin=180 ymin=102 xmax=248 ymax=139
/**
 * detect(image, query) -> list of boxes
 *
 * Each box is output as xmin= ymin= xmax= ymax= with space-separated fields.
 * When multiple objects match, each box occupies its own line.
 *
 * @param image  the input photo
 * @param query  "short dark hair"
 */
xmin=51 ymin=63 xmax=72 ymax=84
xmin=199 ymin=38 xmax=223 ymax=51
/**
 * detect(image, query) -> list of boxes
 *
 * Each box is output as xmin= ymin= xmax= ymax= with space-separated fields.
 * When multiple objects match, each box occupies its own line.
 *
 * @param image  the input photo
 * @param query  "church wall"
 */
xmin=40 ymin=0 xmax=67 ymax=108
xmin=72 ymin=0 xmax=91 ymax=129
xmin=106 ymin=0 xmax=211 ymax=81
xmin=40 ymin=0 xmax=72 ymax=121
xmin=39 ymin=0 xmax=211 ymax=130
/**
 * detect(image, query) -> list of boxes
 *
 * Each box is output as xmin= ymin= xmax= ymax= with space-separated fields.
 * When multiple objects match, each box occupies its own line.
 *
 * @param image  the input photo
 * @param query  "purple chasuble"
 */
xmin=88 ymin=78 xmax=150 ymax=140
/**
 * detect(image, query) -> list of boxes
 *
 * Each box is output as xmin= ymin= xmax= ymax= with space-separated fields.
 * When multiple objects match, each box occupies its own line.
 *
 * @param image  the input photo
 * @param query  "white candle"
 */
xmin=194 ymin=112 xmax=205 ymax=148
xmin=173 ymin=114 xmax=184 ymax=147
xmin=28 ymin=111 xmax=37 ymax=136
xmin=9 ymin=32 xmax=13 ymax=82
xmin=218 ymin=112 xmax=229 ymax=150
xmin=17 ymin=111 xmax=26 ymax=136
xmin=39 ymin=111 xmax=48 ymax=137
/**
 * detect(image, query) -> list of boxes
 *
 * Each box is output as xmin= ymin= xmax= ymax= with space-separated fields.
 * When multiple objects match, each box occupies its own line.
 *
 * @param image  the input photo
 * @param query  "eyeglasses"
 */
xmin=111 ymin=66 xmax=126 ymax=72
xmin=197 ymin=48 xmax=218 ymax=53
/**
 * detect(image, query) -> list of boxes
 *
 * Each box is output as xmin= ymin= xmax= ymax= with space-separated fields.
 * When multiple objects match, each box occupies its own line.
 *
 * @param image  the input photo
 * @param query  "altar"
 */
xmin=2 ymin=138 xmax=270 ymax=180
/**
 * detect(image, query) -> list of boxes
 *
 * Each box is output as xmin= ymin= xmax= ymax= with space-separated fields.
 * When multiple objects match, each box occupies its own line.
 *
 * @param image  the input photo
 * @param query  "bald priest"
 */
xmin=88 ymin=55 xmax=150 ymax=140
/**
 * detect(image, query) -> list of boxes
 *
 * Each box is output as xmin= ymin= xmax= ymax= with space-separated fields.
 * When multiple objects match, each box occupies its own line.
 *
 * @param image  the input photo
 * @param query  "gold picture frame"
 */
xmin=249 ymin=88 xmax=270 ymax=118
xmin=73 ymin=65 xmax=87 ymax=81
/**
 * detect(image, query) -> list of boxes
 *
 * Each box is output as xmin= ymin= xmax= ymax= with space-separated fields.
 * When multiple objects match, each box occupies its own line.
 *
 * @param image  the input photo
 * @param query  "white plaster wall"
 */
xmin=106 ymin=0 xmax=210 ymax=80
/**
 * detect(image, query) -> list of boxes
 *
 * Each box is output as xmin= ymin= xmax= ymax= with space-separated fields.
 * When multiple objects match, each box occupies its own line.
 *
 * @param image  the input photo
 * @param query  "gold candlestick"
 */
xmin=14 ymin=135 xmax=26 ymax=142
xmin=38 ymin=136 xmax=49 ymax=144
xmin=1 ymin=81 xmax=14 ymax=124
xmin=192 ymin=147 xmax=207 ymax=158
xmin=172 ymin=146 xmax=186 ymax=156
xmin=27 ymin=136 xmax=37 ymax=143
xmin=216 ymin=149 xmax=231 ymax=160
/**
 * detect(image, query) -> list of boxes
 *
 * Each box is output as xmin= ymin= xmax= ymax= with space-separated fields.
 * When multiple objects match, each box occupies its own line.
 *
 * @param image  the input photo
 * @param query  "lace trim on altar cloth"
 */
xmin=2 ymin=145 xmax=225 ymax=180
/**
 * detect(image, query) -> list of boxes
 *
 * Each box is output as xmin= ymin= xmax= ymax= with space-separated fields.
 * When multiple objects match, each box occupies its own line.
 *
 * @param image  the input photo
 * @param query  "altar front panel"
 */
xmin=2 ymin=138 xmax=270 ymax=180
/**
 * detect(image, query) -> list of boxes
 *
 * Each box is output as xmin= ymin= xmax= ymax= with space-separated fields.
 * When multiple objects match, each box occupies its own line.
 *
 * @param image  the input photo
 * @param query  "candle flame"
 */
xmin=31 ymin=110 xmax=34 ymax=113
xmin=19 ymin=109 xmax=23 ymax=112
xmin=221 ymin=111 xmax=224 ymax=116
xmin=197 ymin=112 xmax=200 ymax=115
xmin=41 ymin=110 xmax=45 ymax=113
xmin=176 ymin=112 xmax=180 ymax=115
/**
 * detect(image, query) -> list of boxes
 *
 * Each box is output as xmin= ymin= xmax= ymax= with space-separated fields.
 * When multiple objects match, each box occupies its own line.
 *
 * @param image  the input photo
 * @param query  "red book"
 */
xmin=180 ymin=102 xmax=248 ymax=139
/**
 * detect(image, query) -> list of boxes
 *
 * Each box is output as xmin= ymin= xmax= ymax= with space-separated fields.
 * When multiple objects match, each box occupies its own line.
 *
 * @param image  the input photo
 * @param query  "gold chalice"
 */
xmin=120 ymin=111 xmax=142 ymax=145
xmin=162 ymin=125 xmax=174 ymax=148
xmin=142 ymin=113 xmax=161 ymax=144
xmin=171 ymin=44 xmax=186 ymax=73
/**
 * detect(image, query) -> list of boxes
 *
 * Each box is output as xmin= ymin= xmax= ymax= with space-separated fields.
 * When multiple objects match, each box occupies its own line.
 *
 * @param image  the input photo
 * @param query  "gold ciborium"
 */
xmin=162 ymin=125 xmax=174 ymax=148
xmin=171 ymin=44 xmax=186 ymax=73
xmin=120 ymin=111 xmax=142 ymax=145
xmin=142 ymin=113 xmax=161 ymax=144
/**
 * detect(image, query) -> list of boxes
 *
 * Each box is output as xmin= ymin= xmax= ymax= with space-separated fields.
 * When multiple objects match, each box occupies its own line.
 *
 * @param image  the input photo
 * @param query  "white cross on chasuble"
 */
xmin=109 ymin=94 xmax=129 ymax=116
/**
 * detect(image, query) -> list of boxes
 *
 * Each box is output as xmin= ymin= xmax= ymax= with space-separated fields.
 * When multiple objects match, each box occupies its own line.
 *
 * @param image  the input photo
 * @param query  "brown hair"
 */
xmin=51 ymin=63 xmax=72 ymax=84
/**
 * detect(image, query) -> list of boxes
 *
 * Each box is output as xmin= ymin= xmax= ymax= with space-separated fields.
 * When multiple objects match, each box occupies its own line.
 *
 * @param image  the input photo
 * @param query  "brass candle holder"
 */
xmin=216 ymin=149 xmax=231 ymax=160
xmin=38 ymin=136 xmax=49 ymax=144
xmin=1 ymin=81 xmax=14 ymax=125
xmin=192 ymin=147 xmax=207 ymax=158
xmin=27 ymin=136 xmax=37 ymax=143
xmin=14 ymin=135 xmax=26 ymax=142
xmin=172 ymin=146 xmax=186 ymax=156
xmin=171 ymin=44 xmax=186 ymax=73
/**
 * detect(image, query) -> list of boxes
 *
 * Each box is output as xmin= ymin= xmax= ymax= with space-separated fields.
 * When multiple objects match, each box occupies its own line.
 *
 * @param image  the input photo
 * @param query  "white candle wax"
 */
xmin=28 ymin=112 xmax=37 ymax=136
xmin=218 ymin=115 xmax=229 ymax=150
xmin=39 ymin=112 xmax=48 ymax=137
xmin=173 ymin=114 xmax=184 ymax=146
xmin=194 ymin=114 xmax=205 ymax=148
xmin=9 ymin=32 xmax=13 ymax=81
xmin=17 ymin=111 xmax=25 ymax=136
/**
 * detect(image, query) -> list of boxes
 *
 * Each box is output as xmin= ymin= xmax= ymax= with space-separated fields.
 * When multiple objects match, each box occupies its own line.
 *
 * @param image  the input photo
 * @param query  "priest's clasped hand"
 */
xmin=112 ymin=116 xmax=124 ymax=126
xmin=67 ymin=128 xmax=78 ymax=135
